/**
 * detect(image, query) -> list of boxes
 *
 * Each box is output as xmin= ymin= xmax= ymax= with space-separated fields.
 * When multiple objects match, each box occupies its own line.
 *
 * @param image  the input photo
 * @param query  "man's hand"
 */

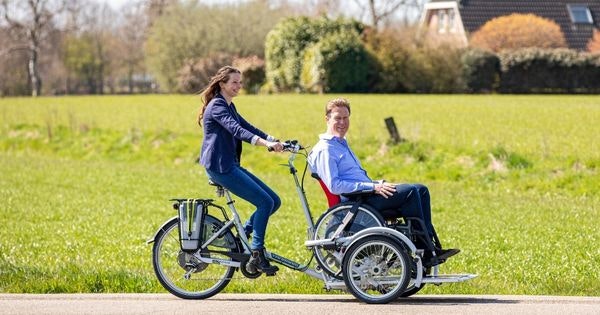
xmin=374 ymin=182 xmax=396 ymax=198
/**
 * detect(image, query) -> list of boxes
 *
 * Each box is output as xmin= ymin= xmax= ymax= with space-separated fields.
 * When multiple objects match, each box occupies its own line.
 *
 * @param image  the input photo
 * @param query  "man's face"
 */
xmin=326 ymin=106 xmax=350 ymax=138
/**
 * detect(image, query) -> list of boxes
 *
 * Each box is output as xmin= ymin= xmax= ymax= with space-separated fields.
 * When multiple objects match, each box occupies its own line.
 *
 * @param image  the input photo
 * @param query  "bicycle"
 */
xmin=148 ymin=140 xmax=476 ymax=304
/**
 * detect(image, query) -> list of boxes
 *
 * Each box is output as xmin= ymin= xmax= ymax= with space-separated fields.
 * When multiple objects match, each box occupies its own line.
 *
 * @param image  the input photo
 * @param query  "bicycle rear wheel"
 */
xmin=152 ymin=217 xmax=237 ymax=299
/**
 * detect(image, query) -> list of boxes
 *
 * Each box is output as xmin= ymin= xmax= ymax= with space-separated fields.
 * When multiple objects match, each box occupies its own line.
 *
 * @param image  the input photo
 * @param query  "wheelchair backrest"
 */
xmin=311 ymin=173 xmax=341 ymax=207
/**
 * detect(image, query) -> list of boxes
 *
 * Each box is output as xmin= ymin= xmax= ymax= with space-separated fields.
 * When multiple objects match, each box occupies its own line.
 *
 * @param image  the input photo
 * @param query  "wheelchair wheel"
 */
xmin=342 ymin=235 xmax=410 ymax=304
xmin=400 ymin=265 xmax=430 ymax=297
xmin=313 ymin=203 xmax=384 ymax=279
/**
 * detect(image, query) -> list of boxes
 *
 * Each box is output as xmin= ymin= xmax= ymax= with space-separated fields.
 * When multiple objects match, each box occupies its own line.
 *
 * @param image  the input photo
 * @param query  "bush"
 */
xmin=587 ymin=29 xmax=600 ymax=53
xmin=300 ymin=31 xmax=379 ymax=93
xmin=366 ymin=28 xmax=415 ymax=93
xmin=366 ymin=28 xmax=465 ymax=93
xmin=233 ymin=56 xmax=265 ymax=94
xmin=264 ymin=16 xmax=364 ymax=92
xmin=470 ymin=13 xmax=567 ymax=52
xmin=176 ymin=53 xmax=233 ymax=93
xmin=461 ymin=48 xmax=500 ymax=92
xmin=498 ymin=48 xmax=600 ymax=93
xmin=417 ymin=44 xmax=466 ymax=93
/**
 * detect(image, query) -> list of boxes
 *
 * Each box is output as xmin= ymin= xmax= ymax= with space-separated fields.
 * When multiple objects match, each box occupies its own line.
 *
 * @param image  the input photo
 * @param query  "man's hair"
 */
xmin=325 ymin=98 xmax=351 ymax=116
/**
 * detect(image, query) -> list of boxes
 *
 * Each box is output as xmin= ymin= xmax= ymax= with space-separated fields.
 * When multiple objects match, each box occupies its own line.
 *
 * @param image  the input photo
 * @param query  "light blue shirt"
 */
xmin=308 ymin=133 xmax=376 ymax=197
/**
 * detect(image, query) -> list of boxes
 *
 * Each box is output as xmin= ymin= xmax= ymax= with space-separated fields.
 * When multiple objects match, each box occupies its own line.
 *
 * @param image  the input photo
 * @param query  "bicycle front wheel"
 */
xmin=152 ymin=217 xmax=236 ymax=299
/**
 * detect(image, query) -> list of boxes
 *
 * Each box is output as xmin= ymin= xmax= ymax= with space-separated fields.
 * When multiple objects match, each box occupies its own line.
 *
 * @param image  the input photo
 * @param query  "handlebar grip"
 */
xmin=267 ymin=140 xmax=302 ymax=152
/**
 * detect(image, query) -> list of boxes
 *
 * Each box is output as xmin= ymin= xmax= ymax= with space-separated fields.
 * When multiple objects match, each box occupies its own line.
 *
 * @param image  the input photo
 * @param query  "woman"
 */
xmin=198 ymin=66 xmax=282 ymax=275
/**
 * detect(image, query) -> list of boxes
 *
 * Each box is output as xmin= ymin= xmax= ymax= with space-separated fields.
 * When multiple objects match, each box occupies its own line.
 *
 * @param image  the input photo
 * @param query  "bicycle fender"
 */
xmin=146 ymin=216 xmax=178 ymax=244
xmin=345 ymin=227 xmax=417 ymax=254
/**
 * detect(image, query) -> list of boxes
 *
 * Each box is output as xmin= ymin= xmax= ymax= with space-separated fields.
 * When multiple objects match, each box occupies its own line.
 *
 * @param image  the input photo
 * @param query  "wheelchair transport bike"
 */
xmin=148 ymin=140 xmax=476 ymax=304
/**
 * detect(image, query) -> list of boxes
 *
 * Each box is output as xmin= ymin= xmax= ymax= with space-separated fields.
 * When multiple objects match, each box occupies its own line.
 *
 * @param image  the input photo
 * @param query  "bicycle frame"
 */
xmin=187 ymin=145 xmax=324 ymax=280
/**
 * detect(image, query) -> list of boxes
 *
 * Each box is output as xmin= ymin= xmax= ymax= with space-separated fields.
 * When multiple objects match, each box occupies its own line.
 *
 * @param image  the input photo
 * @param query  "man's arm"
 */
xmin=311 ymin=147 xmax=375 ymax=195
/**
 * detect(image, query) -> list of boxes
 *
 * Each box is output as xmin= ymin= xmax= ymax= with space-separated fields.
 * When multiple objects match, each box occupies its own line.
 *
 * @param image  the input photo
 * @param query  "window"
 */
xmin=448 ymin=9 xmax=456 ymax=32
xmin=437 ymin=10 xmax=447 ymax=33
xmin=567 ymin=4 xmax=594 ymax=24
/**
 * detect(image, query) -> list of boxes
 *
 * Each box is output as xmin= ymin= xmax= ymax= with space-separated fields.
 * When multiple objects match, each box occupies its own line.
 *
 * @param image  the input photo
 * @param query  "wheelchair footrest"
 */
xmin=421 ymin=274 xmax=478 ymax=284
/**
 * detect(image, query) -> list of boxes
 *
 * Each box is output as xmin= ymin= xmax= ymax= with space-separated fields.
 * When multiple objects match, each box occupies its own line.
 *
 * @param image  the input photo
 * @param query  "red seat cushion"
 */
xmin=316 ymin=178 xmax=341 ymax=207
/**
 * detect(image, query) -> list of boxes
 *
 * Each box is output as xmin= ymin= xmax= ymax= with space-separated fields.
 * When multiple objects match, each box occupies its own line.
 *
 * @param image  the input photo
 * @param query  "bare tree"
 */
xmin=118 ymin=1 xmax=148 ymax=93
xmin=352 ymin=0 xmax=420 ymax=30
xmin=300 ymin=0 xmax=342 ymax=17
xmin=1 ymin=0 xmax=62 ymax=96
xmin=145 ymin=0 xmax=176 ymax=28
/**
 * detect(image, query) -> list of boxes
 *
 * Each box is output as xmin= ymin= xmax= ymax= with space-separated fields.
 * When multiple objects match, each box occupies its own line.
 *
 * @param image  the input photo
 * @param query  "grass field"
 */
xmin=0 ymin=94 xmax=598 ymax=295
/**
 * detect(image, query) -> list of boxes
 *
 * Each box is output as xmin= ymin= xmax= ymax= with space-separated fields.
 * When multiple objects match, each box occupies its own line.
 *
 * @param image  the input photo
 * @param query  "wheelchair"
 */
xmin=311 ymin=173 xmax=467 ymax=297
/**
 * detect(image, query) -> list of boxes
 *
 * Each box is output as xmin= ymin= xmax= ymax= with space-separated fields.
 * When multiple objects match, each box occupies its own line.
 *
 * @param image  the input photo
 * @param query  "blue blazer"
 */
xmin=200 ymin=94 xmax=269 ymax=173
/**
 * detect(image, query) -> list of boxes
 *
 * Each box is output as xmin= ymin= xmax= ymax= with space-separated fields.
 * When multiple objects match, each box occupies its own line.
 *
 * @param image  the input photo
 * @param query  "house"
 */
xmin=419 ymin=0 xmax=600 ymax=50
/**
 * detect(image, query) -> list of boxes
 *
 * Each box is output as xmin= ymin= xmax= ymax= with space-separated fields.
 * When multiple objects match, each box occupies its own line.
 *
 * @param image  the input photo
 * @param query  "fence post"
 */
xmin=384 ymin=117 xmax=402 ymax=144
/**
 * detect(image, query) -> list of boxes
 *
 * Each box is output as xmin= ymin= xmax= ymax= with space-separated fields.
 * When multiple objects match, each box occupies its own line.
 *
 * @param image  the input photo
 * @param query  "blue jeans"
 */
xmin=365 ymin=184 xmax=435 ymax=237
xmin=206 ymin=165 xmax=281 ymax=250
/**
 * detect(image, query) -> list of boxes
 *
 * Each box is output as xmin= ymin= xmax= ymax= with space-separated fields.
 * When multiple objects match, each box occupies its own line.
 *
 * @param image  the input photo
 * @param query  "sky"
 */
xmin=99 ymin=0 xmax=129 ymax=10
xmin=99 ymin=0 xmax=238 ymax=10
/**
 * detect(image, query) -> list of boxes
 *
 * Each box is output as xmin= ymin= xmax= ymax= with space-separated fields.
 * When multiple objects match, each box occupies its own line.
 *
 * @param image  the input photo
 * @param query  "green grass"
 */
xmin=0 ymin=94 xmax=599 ymax=295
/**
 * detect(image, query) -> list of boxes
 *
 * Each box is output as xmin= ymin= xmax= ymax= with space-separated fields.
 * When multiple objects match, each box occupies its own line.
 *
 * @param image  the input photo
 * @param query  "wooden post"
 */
xmin=384 ymin=117 xmax=402 ymax=144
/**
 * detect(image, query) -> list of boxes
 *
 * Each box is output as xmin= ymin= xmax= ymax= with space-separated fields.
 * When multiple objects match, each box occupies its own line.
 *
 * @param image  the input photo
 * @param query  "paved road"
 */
xmin=1 ymin=294 xmax=599 ymax=315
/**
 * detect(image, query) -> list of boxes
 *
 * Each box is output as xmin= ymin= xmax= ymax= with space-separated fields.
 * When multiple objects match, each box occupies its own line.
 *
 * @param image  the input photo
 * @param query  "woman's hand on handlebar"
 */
xmin=267 ymin=139 xmax=303 ymax=152
xmin=266 ymin=141 xmax=284 ymax=152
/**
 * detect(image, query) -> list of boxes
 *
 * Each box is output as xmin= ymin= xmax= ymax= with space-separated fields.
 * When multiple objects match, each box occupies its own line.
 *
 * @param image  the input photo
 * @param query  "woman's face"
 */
xmin=219 ymin=73 xmax=242 ymax=100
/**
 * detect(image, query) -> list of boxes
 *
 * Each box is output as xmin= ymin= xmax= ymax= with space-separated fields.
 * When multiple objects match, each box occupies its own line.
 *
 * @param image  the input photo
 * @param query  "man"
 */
xmin=307 ymin=98 xmax=459 ymax=265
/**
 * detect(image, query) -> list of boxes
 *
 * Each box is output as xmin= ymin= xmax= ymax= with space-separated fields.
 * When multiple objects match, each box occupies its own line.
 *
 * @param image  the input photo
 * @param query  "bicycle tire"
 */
xmin=152 ymin=216 xmax=238 ymax=299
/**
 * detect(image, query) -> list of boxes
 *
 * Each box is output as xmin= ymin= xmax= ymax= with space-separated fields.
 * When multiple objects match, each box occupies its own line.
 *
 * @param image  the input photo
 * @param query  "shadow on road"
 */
xmin=390 ymin=296 xmax=518 ymax=305
xmin=215 ymin=295 xmax=518 ymax=305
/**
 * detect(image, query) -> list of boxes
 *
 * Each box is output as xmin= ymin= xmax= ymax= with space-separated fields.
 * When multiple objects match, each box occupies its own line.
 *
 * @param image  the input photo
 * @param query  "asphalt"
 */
xmin=1 ymin=294 xmax=600 ymax=315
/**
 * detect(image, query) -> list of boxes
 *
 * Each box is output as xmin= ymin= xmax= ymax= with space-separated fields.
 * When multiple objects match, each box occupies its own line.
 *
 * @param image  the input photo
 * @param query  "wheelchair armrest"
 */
xmin=341 ymin=190 xmax=375 ymax=198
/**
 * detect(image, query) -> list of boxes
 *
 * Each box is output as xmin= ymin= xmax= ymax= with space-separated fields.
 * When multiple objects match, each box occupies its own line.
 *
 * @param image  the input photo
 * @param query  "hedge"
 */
xmin=264 ymin=16 xmax=364 ymax=92
xmin=301 ymin=31 xmax=379 ymax=93
xmin=499 ymin=48 xmax=600 ymax=93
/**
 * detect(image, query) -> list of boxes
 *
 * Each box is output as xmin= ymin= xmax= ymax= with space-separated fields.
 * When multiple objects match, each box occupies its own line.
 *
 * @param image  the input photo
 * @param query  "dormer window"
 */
xmin=567 ymin=4 xmax=594 ymax=24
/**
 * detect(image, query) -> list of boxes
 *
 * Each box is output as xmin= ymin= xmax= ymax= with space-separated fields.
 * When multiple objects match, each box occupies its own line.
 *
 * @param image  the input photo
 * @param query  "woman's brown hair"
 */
xmin=197 ymin=66 xmax=241 ymax=126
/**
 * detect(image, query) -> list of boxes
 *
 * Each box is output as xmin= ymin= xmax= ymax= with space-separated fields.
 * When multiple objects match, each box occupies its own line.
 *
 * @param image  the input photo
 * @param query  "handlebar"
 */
xmin=267 ymin=139 xmax=304 ymax=153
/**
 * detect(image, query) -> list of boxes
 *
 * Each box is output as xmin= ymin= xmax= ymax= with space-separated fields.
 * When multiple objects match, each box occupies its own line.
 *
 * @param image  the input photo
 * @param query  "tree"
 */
xmin=117 ymin=1 xmax=148 ymax=93
xmin=0 ymin=27 xmax=30 ymax=95
xmin=61 ymin=2 xmax=117 ymax=94
xmin=145 ymin=0 xmax=290 ymax=92
xmin=1 ymin=0 xmax=63 ymax=96
xmin=352 ymin=0 xmax=421 ymax=30
xmin=587 ymin=29 xmax=600 ymax=53
xmin=470 ymin=13 xmax=567 ymax=52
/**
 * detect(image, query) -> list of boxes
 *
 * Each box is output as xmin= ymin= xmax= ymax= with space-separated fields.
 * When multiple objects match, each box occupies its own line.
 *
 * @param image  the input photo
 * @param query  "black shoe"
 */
xmin=436 ymin=248 xmax=460 ymax=261
xmin=423 ymin=248 xmax=460 ymax=267
xmin=249 ymin=249 xmax=279 ymax=276
xmin=243 ymin=225 xmax=252 ymax=239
